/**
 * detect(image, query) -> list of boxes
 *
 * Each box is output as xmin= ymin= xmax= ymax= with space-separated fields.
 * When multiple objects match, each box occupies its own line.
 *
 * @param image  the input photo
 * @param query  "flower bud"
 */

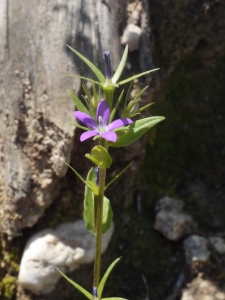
xmin=103 ymin=51 xmax=112 ymax=79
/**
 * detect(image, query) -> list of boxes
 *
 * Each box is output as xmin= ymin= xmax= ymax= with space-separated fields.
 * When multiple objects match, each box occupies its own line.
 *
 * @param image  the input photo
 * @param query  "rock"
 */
xmin=155 ymin=196 xmax=184 ymax=213
xmin=181 ymin=275 xmax=225 ymax=300
xmin=183 ymin=235 xmax=210 ymax=264
xmin=121 ymin=24 xmax=142 ymax=51
xmin=154 ymin=196 xmax=194 ymax=241
xmin=18 ymin=220 xmax=114 ymax=294
xmin=208 ymin=237 xmax=225 ymax=254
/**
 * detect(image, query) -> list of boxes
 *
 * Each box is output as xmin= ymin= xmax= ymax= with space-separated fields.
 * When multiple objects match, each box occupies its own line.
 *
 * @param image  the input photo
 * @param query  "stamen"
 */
xmin=98 ymin=116 xmax=104 ymax=132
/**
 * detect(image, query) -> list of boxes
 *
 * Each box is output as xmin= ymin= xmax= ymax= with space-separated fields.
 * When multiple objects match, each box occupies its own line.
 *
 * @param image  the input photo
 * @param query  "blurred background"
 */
xmin=0 ymin=0 xmax=225 ymax=299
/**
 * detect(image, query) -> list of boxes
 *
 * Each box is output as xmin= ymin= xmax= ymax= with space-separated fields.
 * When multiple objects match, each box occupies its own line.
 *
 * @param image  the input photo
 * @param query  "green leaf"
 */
xmin=64 ymin=162 xmax=86 ymax=185
xmin=138 ymin=102 xmax=155 ymax=112
xmin=68 ymin=74 xmax=103 ymax=87
xmin=102 ymin=196 xmax=113 ymax=234
xmin=132 ymin=86 xmax=148 ymax=102
xmin=87 ymin=180 xmax=99 ymax=196
xmin=67 ymin=45 xmax=106 ymax=83
xmin=110 ymin=116 xmax=165 ymax=148
xmin=65 ymin=162 xmax=98 ymax=196
xmin=56 ymin=268 xmax=92 ymax=300
xmin=83 ymin=168 xmax=96 ymax=234
xmin=105 ymin=161 xmax=133 ymax=190
xmin=82 ymin=84 xmax=92 ymax=103
xmin=98 ymin=257 xmax=122 ymax=299
xmin=109 ymin=89 xmax=124 ymax=123
xmin=92 ymin=83 xmax=98 ymax=110
xmin=85 ymin=145 xmax=112 ymax=168
xmin=117 ymin=68 xmax=159 ymax=86
xmin=112 ymin=45 xmax=128 ymax=84
xmin=68 ymin=90 xmax=89 ymax=114
xmin=68 ymin=123 xmax=89 ymax=131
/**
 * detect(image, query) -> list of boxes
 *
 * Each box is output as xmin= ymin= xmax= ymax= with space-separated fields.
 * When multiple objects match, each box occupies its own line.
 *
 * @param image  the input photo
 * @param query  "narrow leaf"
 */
xmin=105 ymin=162 xmax=133 ymax=190
xmin=98 ymin=257 xmax=122 ymax=299
xmin=82 ymin=84 xmax=92 ymax=103
xmin=117 ymin=68 xmax=159 ymax=85
xmin=110 ymin=116 xmax=165 ymax=148
xmin=112 ymin=45 xmax=128 ymax=84
xmin=65 ymin=162 xmax=97 ymax=195
xmin=56 ymin=268 xmax=92 ymax=300
xmin=68 ymin=123 xmax=89 ymax=131
xmin=85 ymin=145 xmax=112 ymax=168
xmin=68 ymin=90 xmax=89 ymax=114
xmin=133 ymin=86 xmax=148 ymax=102
xmin=109 ymin=89 xmax=124 ymax=123
xmin=68 ymin=74 xmax=103 ymax=87
xmin=67 ymin=45 xmax=106 ymax=83
xmin=102 ymin=196 xmax=113 ymax=234
xmin=84 ymin=168 xmax=96 ymax=234
xmin=64 ymin=162 xmax=86 ymax=185
xmin=138 ymin=102 xmax=155 ymax=112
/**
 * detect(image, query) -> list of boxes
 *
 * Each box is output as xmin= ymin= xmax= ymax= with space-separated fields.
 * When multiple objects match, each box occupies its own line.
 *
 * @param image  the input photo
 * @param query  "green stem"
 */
xmin=93 ymin=140 xmax=108 ymax=289
xmin=104 ymin=86 xmax=114 ymax=110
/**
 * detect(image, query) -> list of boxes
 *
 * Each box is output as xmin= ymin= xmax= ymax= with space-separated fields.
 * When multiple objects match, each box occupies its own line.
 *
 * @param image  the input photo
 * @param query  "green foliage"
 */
xmin=84 ymin=168 xmax=113 ymax=234
xmin=56 ymin=258 xmax=125 ymax=300
xmin=85 ymin=146 xmax=112 ymax=168
xmin=83 ymin=168 xmax=96 ymax=233
xmin=56 ymin=268 xmax=93 ymax=299
xmin=0 ymin=276 xmax=17 ymax=299
xmin=98 ymin=258 xmax=121 ymax=299
xmin=67 ymin=45 xmax=105 ymax=84
xmin=110 ymin=116 xmax=165 ymax=148
xmin=102 ymin=196 xmax=113 ymax=234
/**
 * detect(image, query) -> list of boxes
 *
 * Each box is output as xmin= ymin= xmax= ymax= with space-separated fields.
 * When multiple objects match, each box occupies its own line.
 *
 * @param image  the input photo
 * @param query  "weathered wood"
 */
xmin=0 ymin=0 xmax=125 ymax=238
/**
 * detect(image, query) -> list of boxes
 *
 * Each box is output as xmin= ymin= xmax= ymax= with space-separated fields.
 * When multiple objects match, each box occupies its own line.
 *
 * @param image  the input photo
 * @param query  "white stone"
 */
xmin=183 ymin=235 xmax=210 ymax=264
xmin=181 ymin=276 xmax=225 ymax=300
xmin=154 ymin=196 xmax=194 ymax=241
xmin=18 ymin=220 xmax=114 ymax=294
xmin=208 ymin=237 xmax=225 ymax=254
xmin=120 ymin=24 xmax=142 ymax=51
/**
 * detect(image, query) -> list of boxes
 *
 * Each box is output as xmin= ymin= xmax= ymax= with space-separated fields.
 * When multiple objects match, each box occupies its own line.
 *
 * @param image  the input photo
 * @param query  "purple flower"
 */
xmin=74 ymin=100 xmax=133 ymax=142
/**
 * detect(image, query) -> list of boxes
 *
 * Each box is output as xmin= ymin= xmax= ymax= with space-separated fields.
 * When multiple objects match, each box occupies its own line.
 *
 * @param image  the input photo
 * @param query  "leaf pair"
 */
xmin=67 ymin=44 xmax=159 ymax=89
xmin=84 ymin=168 xmax=113 ymax=234
xmin=57 ymin=258 xmax=127 ymax=300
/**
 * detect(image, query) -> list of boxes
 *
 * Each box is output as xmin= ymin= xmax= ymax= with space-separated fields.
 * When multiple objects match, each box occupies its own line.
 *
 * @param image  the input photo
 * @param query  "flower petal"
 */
xmin=80 ymin=130 xmax=99 ymax=142
xmin=101 ymin=131 xmax=117 ymax=142
xmin=74 ymin=111 xmax=97 ymax=130
xmin=107 ymin=118 xmax=133 ymax=131
xmin=96 ymin=100 xmax=110 ymax=126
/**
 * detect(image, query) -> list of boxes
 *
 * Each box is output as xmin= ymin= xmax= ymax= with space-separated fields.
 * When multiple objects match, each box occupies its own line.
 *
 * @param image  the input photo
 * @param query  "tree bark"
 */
xmin=0 ymin=0 xmax=126 ymax=238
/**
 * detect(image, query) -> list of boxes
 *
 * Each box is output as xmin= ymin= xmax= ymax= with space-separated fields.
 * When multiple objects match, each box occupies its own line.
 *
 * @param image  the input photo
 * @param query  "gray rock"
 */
xmin=208 ymin=237 xmax=225 ymax=254
xmin=18 ymin=220 xmax=114 ymax=294
xmin=183 ymin=235 xmax=210 ymax=264
xmin=154 ymin=197 xmax=194 ymax=241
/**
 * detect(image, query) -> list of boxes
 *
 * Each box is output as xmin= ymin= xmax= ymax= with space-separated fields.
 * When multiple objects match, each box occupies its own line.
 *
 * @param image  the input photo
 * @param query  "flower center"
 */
xmin=98 ymin=116 xmax=105 ymax=133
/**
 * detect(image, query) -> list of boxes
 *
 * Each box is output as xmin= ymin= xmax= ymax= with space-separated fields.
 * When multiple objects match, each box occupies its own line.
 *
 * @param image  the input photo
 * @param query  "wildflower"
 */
xmin=74 ymin=99 xmax=133 ymax=142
